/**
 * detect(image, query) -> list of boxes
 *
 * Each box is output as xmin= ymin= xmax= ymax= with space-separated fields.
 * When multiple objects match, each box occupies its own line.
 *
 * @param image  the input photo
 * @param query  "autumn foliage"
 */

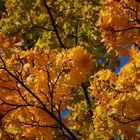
xmin=0 ymin=0 xmax=140 ymax=139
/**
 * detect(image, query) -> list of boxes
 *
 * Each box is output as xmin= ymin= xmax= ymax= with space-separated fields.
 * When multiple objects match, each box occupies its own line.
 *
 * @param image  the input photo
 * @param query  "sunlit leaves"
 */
xmin=97 ymin=0 xmax=140 ymax=55
xmin=0 ymin=45 xmax=94 ymax=139
xmin=2 ymin=0 xmax=139 ymax=139
xmin=90 ymin=50 xmax=140 ymax=139
xmin=56 ymin=46 xmax=94 ymax=86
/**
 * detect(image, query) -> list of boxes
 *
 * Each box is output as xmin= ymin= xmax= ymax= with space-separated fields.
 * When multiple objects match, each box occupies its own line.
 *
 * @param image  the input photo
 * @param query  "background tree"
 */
xmin=1 ymin=0 xmax=140 ymax=139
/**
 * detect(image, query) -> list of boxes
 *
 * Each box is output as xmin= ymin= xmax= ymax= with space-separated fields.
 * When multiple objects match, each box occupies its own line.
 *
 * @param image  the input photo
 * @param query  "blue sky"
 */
xmin=115 ymin=55 xmax=129 ymax=73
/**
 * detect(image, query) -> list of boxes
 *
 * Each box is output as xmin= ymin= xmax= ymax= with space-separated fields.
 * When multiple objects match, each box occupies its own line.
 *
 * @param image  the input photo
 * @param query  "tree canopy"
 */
xmin=0 ymin=0 xmax=140 ymax=139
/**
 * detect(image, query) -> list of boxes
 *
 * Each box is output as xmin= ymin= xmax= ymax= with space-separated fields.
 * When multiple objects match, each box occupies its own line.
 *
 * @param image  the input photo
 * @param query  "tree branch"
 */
xmin=42 ymin=0 xmax=65 ymax=49
xmin=81 ymin=82 xmax=93 ymax=118
xmin=0 ymin=56 xmax=77 ymax=140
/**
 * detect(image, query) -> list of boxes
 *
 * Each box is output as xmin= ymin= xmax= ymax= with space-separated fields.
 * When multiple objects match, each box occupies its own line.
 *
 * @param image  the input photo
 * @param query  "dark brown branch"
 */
xmin=81 ymin=82 xmax=93 ymax=118
xmin=75 ymin=19 xmax=79 ymax=46
xmin=42 ymin=0 xmax=65 ymax=49
xmin=106 ymin=26 xmax=140 ymax=33
xmin=0 ymin=106 xmax=20 ymax=120
xmin=29 ymin=15 xmax=53 ymax=31
xmin=16 ymin=83 xmax=29 ymax=105
xmin=31 ymin=24 xmax=53 ymax=31
xmin=20 ymin=121 xmax=61 ymax=129
xmin=111 ymin=115 xmax=140 ymax=124
xmin=0 ymin=98 xmax=30 ymax=107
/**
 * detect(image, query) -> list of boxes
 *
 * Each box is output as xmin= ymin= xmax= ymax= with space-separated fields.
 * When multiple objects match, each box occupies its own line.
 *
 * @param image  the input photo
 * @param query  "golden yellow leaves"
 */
xmin=0 ymin=34 xmax=19 ymax=56
xmin=97 ymin=0 xmax=140 ymax=55
xmin=20 ymin=108 xmax=55 ymax=139
xmin=56 ymin=46 xmax=94 ymax=86
xmin=90 ymin=52 xmax=140 ymax=139
xmin=90 ymin=69 xmax=117 ymax=97
xmin=1 ymin=107 xmax=55 ymax=139
xmin=0 ymin=45 xmax=94 ymax=139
